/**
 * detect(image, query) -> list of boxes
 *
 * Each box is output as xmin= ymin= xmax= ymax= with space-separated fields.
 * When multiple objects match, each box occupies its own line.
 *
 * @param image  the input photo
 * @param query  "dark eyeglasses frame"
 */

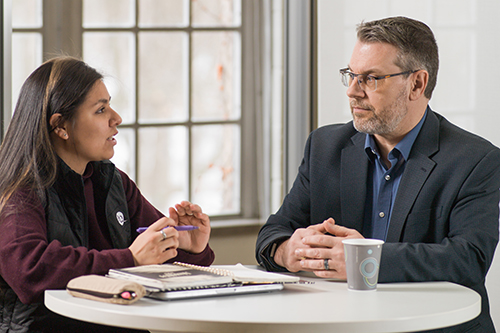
xmin=339 ymin=67 xmax=419 ymax=91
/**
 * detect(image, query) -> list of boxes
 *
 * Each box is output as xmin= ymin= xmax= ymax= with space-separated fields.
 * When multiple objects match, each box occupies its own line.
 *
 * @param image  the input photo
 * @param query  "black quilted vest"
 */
xmin=0 ymin=159 xmax=132 ymax=332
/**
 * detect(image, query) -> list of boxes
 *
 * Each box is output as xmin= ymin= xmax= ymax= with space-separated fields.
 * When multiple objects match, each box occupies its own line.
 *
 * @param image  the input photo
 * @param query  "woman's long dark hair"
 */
xmin=0 ymin=56 xmax=103 ymax=212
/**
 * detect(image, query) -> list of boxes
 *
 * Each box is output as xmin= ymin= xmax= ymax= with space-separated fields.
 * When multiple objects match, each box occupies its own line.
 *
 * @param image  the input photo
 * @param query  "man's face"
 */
xmin=347 ymin=41 xmax=412 ymax=137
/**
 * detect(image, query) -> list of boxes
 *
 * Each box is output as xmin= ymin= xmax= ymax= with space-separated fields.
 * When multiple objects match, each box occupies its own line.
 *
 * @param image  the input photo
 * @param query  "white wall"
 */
xmin=317 ymin=0 xmax=500 ymax=328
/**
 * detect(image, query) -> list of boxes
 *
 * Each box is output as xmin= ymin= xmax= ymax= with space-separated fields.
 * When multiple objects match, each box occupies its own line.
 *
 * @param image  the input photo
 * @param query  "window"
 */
xmin=10 ymin=0 xmax=266 ymax=221
xmin=11 ymin=0 xmax=43 ymax=116
xmin=82 ymin=0 xmax=242 ymax=217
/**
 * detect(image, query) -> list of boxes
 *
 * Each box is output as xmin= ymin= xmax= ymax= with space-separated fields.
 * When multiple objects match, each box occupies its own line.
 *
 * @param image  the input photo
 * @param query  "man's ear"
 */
xmin=49 ymin=113 xmax=68 ymax=140
xmin=409 ymin=70 xmax=428 ymax=101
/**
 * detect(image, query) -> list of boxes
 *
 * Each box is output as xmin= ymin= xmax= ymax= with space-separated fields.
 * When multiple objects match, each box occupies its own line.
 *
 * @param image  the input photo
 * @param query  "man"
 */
xmin=256 ymin=16 xmax=500 ymax=332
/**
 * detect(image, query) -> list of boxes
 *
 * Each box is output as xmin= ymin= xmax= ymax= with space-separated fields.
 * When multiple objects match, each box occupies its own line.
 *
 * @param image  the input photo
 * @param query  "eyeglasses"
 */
xmin=339 ymin=67 xmax=418 ymax=92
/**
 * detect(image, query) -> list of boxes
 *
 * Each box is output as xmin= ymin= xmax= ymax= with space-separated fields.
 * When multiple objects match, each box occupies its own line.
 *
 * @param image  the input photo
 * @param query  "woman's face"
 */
xmin=59 ymin=80 xmax=122 ymax=173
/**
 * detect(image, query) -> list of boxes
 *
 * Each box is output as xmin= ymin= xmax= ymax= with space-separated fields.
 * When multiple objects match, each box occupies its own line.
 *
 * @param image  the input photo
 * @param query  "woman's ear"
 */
xmin=49 ymin=113 xmax=68 ymax=140
xmin=409 ymin=70 xmax=429 ymax=101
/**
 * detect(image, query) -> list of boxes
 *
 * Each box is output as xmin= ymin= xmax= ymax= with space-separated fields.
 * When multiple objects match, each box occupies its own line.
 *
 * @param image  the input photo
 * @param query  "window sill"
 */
xmin=211 ymin=218 xmax=265 ymax=229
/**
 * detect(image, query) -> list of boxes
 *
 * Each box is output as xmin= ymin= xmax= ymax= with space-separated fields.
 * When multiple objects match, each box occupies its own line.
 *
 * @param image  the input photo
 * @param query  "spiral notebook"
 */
xmin=108 ymin=262 xmax=298 ymax=300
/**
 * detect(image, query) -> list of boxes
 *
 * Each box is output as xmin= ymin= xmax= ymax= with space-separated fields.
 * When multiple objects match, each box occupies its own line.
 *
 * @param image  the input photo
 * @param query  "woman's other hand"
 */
xmin=169 ymin=201 xmax=211 ymax=254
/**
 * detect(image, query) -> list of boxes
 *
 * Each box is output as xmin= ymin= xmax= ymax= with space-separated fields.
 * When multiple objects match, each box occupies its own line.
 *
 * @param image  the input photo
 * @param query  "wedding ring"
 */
xmin=324 ymin=258 xmax=329 ymax=270
xmin=160 ymin=229 xmax=167 ymax=241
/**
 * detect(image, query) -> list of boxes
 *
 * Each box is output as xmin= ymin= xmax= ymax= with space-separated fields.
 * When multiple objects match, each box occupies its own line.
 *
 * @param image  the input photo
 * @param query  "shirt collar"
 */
xmin=364 ymin=107 xmax=428 ymax=162
xmin=82 ymin=163 xmax=94 ymax=180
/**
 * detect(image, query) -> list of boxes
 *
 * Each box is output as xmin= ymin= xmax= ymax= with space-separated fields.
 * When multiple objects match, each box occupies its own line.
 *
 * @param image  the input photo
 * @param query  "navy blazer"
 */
xmin=256 ymin=109 xmax=500 ymax=332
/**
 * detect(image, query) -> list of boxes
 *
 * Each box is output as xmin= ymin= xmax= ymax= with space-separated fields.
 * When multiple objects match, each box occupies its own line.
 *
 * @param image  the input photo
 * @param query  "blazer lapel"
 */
xmin=386 ymin=110 xmax=439 ymax=242
xmin=340 ymin=132 xmax=369 ymax=232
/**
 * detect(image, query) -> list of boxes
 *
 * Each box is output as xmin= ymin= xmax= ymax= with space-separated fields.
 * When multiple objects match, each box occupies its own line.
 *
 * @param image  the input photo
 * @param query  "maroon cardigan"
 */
xmin=0 ymin=167 xmax=214 ymax=304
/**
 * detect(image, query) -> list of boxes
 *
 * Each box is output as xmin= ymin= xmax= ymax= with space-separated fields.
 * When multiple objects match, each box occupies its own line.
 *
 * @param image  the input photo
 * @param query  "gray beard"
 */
xmin=351 ymin=89 xmax=408 ymax=135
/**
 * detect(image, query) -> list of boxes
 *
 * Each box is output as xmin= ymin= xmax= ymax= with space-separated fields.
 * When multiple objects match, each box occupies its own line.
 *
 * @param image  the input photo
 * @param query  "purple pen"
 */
xmin=136 ymin=225 xmax=199 ymax=233
xmin=171 ymin=225 xmax=199 ymax=231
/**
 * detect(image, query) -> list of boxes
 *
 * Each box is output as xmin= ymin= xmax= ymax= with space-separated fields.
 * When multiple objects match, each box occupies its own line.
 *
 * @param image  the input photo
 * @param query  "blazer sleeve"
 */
xmin=256 ymin=124 xmax=356 ymax=271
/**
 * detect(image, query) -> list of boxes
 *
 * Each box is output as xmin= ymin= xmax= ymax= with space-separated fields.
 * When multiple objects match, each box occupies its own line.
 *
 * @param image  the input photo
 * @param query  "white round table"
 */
xmin=45 ymin=269 xmax=481 ymax=333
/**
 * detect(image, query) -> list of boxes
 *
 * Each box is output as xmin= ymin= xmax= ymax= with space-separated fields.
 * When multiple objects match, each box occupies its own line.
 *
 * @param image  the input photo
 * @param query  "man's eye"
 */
xmin=365 ymin=76 xmax=375 ymax=83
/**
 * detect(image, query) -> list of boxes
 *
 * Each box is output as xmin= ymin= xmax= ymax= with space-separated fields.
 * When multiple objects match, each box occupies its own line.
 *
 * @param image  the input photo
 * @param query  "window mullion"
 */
xmin=42 ymin=0 xmax=82 ymax=60
xmin=134 ymin=0 xmax=139 ymax=182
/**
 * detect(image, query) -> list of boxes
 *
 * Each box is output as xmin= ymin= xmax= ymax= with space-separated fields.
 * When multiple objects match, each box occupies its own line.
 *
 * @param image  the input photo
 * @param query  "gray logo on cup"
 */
xmin=359 ymin=255 xmax=379 ymax=288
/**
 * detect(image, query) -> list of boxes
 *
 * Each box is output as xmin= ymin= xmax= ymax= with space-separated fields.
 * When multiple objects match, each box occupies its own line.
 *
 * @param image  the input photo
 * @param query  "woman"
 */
xmin=0 ymin=57 xmax=214 ymax=332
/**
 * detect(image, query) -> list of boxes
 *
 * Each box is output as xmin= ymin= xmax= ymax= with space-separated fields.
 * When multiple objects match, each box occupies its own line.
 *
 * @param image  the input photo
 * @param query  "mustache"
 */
xmin=350 ymin=100 xmax=375 ymax=112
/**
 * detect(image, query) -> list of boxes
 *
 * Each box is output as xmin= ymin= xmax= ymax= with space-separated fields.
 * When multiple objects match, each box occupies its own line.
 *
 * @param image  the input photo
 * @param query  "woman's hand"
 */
xmin=169 ymin=201 xmax=211 ymax=254
xmin=128 ymin=217 xmax=179 ymax=266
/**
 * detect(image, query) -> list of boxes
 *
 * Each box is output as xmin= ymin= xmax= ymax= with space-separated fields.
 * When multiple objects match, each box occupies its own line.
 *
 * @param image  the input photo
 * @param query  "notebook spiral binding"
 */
xmin=173 ymin=262 xmax=236 ymax=278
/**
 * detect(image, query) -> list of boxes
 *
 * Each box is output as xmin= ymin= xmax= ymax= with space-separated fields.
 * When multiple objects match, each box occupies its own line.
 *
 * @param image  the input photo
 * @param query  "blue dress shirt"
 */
xmin=363 ymin=110 xmax=427 ymax=240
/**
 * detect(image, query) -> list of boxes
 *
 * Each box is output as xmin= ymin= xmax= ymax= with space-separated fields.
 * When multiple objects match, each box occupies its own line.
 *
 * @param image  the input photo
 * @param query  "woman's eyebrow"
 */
xmin=93 ymin=96 xmax=111 ymax=106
